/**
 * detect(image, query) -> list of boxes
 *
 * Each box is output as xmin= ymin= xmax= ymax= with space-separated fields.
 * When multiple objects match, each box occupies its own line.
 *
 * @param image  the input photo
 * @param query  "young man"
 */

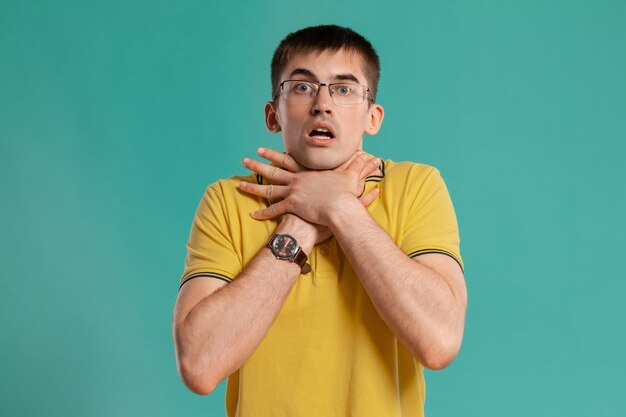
xmin=173 ymin=25 xmax=467 ymax=417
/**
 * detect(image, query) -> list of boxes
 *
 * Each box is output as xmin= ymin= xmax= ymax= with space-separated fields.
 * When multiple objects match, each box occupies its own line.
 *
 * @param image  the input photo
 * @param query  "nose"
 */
xmin=311 ymin=84 xmax=334 ymax=115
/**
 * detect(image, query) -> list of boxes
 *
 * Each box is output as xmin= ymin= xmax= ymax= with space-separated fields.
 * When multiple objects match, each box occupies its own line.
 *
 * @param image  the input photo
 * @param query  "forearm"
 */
xmin=235 ymin=151 xmax=466 ymax=367
xmin=328 ymin=199 xmax=466 ymax=369
xmin=175 ymin=218 xmax=315 ymax=394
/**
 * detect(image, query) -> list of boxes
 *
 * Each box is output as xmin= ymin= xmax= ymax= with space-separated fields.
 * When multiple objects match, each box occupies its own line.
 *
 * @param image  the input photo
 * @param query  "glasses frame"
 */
xmin=275 ymin=79 xmax=374 ymax=106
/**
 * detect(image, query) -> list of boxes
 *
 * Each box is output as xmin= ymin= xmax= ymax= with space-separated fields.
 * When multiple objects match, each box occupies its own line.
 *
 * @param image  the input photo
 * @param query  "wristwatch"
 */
xmin=266 ymin=233 xmax=311 ymax=274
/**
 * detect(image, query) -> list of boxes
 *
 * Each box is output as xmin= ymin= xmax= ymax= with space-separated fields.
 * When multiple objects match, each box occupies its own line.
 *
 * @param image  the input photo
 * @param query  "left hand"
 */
xmin=238 ymin=149 xmax=381 ymax=226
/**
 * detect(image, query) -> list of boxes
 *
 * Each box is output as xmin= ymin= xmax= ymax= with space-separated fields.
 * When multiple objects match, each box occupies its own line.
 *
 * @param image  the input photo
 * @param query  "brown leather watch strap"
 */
xmin=294 ymin=249 xmax=311 ymax=274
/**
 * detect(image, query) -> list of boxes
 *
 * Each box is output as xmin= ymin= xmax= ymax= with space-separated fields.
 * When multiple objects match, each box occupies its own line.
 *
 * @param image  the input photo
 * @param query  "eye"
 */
xmin=293 ymin=82 xmax=313 ymax=93
xmin=335 ymin=84 xmax=354 ymax=95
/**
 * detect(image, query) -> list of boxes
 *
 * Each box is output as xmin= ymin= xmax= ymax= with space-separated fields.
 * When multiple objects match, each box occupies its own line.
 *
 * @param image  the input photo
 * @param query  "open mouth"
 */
xmin=309 ymin=128 xmax=334 ymax=139
xmin=307 ymin=123 xmax=336 ymax=140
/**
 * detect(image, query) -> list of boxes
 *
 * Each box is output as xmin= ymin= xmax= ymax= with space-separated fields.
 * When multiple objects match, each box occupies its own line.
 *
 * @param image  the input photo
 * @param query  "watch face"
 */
xmin=271 ymin=234 xmax=298 ymax=259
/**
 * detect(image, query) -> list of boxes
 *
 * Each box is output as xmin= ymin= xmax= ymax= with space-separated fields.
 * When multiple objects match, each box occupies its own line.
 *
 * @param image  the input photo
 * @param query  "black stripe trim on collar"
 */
xmin=408 ymin=249 xmax=464 ymax=272
xmin=179 ymin=272 xmax=233 ymax=290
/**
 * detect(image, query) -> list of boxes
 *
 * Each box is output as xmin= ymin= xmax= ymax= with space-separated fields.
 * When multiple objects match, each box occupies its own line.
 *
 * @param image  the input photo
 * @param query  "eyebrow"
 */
xmin=288 ymin=68 xmax=361 ymax=84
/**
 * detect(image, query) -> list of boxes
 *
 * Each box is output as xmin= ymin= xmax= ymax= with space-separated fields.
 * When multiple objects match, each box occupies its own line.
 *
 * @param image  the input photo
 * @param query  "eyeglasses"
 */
xmin=275 ymin=80 xmax=373 ymax=106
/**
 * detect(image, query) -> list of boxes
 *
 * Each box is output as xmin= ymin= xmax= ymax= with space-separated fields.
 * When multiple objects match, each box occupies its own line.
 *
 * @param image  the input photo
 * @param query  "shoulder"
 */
xmin=379 ymin=159 xmax=444 ymax=189
xmin=199 ymin=173 xmax=260 ymax=202
xmin=196 ymin=173 xmax=267 ymax=217
xmin=203 ymin=173 xmax=255 ymax=194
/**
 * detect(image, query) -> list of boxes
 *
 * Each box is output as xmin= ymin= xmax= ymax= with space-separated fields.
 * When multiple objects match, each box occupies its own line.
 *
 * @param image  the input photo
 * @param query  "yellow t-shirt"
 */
xmin=180 ymin=160 xmax=463 ymax=417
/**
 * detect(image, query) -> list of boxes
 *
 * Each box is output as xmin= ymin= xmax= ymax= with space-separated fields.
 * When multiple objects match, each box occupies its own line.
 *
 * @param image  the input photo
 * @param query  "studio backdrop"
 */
xmin=1 ymin=1 xmax=624 ymax=416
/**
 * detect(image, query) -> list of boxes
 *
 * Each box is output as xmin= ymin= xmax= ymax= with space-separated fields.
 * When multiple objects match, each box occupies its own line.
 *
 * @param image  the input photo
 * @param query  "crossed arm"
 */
xmin=240 ymin=149 xmax=467 ymax=369
xmin=173 ymin=148 xmax=467 ymax=395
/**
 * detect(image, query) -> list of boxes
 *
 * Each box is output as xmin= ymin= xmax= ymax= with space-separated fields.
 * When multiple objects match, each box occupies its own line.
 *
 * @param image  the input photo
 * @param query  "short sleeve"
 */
xmin=400 ymin=166 xmax=464 ymax=271
xmin=179 ymin=183 xmax=243 ymax=289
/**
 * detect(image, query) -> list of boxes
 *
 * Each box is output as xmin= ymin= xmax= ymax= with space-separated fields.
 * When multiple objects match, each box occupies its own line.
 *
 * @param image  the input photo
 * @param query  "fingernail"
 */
xmin=239 ymin=181 xmax=247 ymax=189
xmin=242 ymin=158 xmax=250 ymax=164
xmin=257 ymin=147 xmax=265 ymax=155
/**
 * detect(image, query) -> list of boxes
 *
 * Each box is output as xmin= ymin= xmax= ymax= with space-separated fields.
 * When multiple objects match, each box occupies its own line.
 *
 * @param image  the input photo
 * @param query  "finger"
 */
xmin=346 ymin=153 xmax=381 ymax=179
xmin=242 ymin=158 xmax=293 ymax=184
xmin=250 ymin=200 xmax=289 ymax=220
xmin=345 ymin=152 xmax=372 ymax=175
xmin=359 ymin=187 xmax=380 ymax=207
xmin=360 ymin=156 xmax=382 ymax=180
xmin=257 ymin=148 xmax=304 ymax=173
xmin=238 ymin=181 xmax=289 ymax=201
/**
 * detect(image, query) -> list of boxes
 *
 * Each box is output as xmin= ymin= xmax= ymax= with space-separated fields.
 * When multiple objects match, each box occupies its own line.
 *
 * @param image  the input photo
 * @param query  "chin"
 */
xmin=297 ymin=155 xmax=347 ymax=171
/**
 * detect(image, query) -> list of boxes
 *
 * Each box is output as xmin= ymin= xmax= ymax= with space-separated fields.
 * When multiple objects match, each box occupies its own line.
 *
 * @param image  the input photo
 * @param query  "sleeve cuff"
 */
xmin=408 ymin=248 xmax=464 ymax=273
xmin=179 ymin=272 xmax=234 ymax=290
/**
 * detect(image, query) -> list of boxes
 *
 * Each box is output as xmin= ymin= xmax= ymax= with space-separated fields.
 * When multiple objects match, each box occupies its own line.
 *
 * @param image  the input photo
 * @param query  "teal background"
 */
xmin=1 ymin=0 xmax=625 ymax=416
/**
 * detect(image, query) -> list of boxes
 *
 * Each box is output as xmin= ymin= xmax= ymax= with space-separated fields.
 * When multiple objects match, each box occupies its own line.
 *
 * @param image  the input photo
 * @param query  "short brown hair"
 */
xmin=271 ymin=25 xmax=381 ymax=102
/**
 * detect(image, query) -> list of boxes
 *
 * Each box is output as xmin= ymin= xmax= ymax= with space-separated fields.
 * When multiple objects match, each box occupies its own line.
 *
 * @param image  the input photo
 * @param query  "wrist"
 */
xmin=276 ymin=214 xmax=316 ymax=254
xmin=326 ymin=197 xmax=368 ymax=231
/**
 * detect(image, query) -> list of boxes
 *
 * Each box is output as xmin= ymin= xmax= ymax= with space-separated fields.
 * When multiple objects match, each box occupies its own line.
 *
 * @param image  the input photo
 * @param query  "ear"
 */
xmin=365 ymin=103 xmax=384 ymax=135
xmin=264 ymin=101 xmax=281 ymax=133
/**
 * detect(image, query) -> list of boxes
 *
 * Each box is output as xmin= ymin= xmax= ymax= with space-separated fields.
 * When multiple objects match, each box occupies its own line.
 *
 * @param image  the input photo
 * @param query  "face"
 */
xmin=265 ymin=49 xmax=384 ymax=170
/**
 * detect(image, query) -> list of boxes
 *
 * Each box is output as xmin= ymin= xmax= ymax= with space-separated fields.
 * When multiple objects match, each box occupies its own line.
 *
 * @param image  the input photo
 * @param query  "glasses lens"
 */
xmin=329 ymin=84 xmax=365 ymax=105
xmin=282 ymin=81 xmax=317 ymax=103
